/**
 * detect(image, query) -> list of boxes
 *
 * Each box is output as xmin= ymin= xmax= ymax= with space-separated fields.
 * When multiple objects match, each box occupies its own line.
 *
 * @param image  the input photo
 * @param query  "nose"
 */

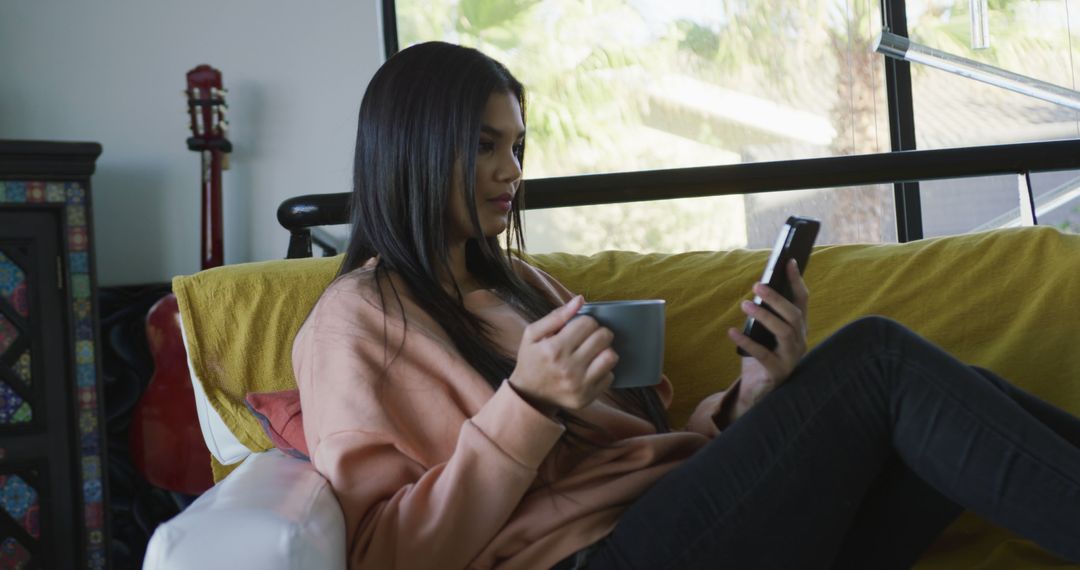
xmin=496 ymin=148 xmax=522 ymax=184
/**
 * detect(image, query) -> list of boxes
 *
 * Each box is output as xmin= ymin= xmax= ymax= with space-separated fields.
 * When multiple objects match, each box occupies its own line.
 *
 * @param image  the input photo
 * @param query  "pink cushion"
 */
xmin=244 ymin=390 xmax=309 ymax=460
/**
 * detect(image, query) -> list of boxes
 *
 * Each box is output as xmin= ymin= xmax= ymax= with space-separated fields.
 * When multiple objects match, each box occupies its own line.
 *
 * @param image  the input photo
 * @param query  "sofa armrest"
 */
xmin=143 ymin=450 xmax=345 ymax=569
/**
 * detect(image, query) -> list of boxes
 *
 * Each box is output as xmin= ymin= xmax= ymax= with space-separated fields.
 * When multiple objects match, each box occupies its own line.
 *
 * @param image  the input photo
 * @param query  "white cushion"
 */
xmin=179 ymin=312 xmax=252 ymax=465
xmin=144 ymin=450 xmax=346 ymax=570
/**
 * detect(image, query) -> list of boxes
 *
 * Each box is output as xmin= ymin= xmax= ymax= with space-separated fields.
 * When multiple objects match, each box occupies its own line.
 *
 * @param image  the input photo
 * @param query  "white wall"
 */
xmin=0 ymin=0 xmax=381 ymax=285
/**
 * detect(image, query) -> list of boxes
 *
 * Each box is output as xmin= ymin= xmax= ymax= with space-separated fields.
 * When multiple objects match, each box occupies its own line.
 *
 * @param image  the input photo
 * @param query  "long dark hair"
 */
xmin=340 ymin=41 xmax=668 ymax=437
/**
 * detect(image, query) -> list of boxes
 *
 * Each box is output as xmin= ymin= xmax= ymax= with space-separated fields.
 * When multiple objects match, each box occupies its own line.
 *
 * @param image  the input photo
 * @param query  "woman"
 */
xmin=293 ymin=41 xmax=1080 ymax=569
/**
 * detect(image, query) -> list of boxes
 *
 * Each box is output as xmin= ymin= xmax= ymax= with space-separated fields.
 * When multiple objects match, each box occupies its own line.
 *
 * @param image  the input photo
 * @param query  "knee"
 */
xmin=841 ymin=315 xmax=905 ymax=336
xmin=797 ymin=316 xmax=916 ymax=388
xmin=826 ymin=315 xmax=915 ymax=353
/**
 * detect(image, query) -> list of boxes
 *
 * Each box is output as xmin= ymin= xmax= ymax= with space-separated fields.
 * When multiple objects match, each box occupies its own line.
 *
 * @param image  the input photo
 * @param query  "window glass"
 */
xmin=396 ymin=0 xmax=896 ymax=252
xmin=920 ymin=170 xmax=1080 ymax=237
xmin=397 ymin=0 xmax=891 ymax=176
xmin=742 ymin=184 xmax=896 ymax=246
xmin=1032 ymin=169 xmax=1080 ymax=234
xmin=523 ymin=196 xmax=748 ymax=254
xmin=906 ymin=0 xmax=1080 ymax=149
xmin=898 ymin=0 xmax=1080 ymax=238
xmin=524 ymin=184 xmax=896 ymax=253
xmin=920 ymin=174 xmax=1023 ymax=237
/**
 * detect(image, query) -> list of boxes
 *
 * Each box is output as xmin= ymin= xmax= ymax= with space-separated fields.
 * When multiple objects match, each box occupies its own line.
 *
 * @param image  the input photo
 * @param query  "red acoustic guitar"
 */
xmin=130 ymin=65 xmax=231 ymax=494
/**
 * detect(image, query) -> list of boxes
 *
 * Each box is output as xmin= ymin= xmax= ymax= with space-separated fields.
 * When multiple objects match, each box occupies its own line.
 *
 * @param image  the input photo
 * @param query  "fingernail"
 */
xmin=741 ymin=300 xmax=754 ymax=311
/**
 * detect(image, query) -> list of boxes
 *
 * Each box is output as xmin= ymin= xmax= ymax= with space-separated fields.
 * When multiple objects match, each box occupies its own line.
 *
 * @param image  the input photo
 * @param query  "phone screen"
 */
xmin=752 ymin=223 xmax=793 ymax=305
xmin=737 ymin=216 xmax=820 ymax=356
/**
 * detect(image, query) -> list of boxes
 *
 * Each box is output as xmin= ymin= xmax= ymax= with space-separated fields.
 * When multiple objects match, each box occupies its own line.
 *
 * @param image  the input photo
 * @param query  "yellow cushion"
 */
xmin=175 ymin=226 xmax=1080 ymax=567
xmin=535 ymin=226 xmax=1080 ymax=430
xmin=173 ymin=255 xmax=343 ymax=480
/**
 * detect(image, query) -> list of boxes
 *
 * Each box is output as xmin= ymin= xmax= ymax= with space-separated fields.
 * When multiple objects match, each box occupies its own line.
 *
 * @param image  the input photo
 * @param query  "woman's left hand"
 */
xmin=726 ymin=258 xmax=810 ymax=419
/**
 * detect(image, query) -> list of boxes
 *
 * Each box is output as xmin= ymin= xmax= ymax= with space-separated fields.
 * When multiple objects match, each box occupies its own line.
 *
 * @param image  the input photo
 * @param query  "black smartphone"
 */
xmin=737 ymin=216 xmax=821 ymax=356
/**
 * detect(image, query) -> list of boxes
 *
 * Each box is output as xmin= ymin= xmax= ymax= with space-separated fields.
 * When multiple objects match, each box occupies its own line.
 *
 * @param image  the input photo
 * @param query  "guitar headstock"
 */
xmin=185 ymin=65 xmax=232 ymax=153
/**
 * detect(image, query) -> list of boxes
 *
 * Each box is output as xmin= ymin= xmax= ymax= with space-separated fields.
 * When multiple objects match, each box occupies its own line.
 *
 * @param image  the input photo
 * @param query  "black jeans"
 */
xmin=581 ymin=316 xmax=1080 ymax=569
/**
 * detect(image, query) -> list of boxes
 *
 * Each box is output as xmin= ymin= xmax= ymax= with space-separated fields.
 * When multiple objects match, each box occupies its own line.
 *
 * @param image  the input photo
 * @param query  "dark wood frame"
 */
xmin=0 ymin=140 xmax=109 ymax=570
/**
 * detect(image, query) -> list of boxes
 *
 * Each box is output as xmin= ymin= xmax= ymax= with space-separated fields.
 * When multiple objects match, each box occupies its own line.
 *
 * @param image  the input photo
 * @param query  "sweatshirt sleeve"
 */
xmin=294 ymin=287 xmax=565 ymax=570
xmin=683 ymin=378 xmax=742 ymax=438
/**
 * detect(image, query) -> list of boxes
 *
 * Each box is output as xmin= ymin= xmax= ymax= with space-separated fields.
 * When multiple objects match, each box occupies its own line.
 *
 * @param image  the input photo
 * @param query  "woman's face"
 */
xmin=447 ymin=90 xmax=525 ymax=243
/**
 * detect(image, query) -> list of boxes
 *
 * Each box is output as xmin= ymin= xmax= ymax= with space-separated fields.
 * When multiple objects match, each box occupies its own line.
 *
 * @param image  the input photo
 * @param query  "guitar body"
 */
xmin=129 ymin=294 xmax=213 ymax=494
xmin=129 ymin=65 xmax=230 ymax=495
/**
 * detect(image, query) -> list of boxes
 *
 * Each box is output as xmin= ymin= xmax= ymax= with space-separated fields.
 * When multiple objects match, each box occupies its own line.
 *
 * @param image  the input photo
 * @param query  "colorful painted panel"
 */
xmin=0 ymin=316 xmax=14 ymax=355
xmin=0 ymin=475 xmax=39 ymax=538
xmin=12 ymin=352 xmax=30 ymax=386
xmin=1 ymin=180 xmax=105 ymax=568
xmin=0 ymin=382 xmax=31 ymax=424
xmin=0 ymin=252 xmax=27 ymax=319
xmin=0 ymin=537 xmax=31 ymax=569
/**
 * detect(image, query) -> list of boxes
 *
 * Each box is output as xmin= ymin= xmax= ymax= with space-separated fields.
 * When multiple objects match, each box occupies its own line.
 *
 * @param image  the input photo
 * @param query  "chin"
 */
xmin=481 ymin=227 xmax=508 ymax=240
xmin=481 ymin=218 xmax=510 ymax=238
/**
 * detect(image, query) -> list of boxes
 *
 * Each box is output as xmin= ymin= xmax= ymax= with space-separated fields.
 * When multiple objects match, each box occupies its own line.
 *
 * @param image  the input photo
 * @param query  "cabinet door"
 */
xmin=0 ymin=210 xmax=78 ymax=570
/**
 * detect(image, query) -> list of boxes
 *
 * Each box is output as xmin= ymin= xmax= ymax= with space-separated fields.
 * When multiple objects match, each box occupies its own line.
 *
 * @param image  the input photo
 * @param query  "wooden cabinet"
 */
xmin=0 ymin=141 xmax=107 ymax=570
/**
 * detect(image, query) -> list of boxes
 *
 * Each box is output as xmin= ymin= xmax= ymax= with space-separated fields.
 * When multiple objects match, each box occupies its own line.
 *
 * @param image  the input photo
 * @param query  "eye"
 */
xmin=512 ymin=143 xmax=525 ymax=157
xmin=478 ymin=140 xmax=495 ymax=154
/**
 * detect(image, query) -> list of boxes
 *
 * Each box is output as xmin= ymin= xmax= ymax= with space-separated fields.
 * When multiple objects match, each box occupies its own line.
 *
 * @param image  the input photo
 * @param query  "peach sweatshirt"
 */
xmin=292 ymin=259 xmax=735 ymax=570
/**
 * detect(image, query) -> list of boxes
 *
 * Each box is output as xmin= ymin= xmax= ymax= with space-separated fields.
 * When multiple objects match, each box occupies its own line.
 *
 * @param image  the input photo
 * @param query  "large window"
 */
xmin=391 ymin=0 xmax=1080 ymax=251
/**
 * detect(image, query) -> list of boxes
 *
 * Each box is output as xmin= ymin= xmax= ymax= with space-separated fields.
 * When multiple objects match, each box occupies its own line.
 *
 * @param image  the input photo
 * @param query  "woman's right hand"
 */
xmin=508 ymin=295 xmax=619 ymax=415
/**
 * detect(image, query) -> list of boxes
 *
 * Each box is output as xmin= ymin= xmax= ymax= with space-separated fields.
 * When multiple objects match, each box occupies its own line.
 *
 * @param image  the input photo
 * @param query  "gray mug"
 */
xmin=575 ymin=299 xmax=665 ymax=388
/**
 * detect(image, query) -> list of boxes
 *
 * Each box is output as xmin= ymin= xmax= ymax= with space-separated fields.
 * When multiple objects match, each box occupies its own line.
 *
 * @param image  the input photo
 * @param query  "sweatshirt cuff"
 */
xmin=685 ymin=378 xmax=742 ymax=438
xmin=470 ymin=381 xmax=566 ymax=470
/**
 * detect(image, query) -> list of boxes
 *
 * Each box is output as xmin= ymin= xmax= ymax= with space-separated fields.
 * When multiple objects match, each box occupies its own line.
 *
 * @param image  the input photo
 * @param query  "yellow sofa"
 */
xmin=169 ymin=226 xmax=1080 ymax=569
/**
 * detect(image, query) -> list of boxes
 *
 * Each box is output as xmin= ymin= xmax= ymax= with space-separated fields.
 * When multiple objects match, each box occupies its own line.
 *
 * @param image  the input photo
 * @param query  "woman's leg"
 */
xmin=829 ymin=365 xmax=1080 ymax=569
xmin=585 ymin=316 xmax=1080 ymax=570
xmin=827 ymin=452 xmax=962 ymax=570
xmin=971 ymin=365 xmax=1080 ymax=448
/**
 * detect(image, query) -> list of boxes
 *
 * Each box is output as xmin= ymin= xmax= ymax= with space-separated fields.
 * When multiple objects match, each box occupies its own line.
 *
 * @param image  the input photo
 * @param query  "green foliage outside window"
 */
xmin=1059 ymin=206 xmax=1080 ymax=234
xmin=396 ymin=0 xmax=1080 ymax=252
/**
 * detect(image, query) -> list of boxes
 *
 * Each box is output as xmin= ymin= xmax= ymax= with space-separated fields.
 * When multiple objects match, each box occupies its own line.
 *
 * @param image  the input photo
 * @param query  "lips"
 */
xmin=488 ymin=193 xmax=513 ymax=210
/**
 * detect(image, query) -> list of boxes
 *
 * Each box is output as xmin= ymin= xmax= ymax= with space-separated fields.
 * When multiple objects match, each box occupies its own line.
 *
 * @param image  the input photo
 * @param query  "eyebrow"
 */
xmin=480 ymin=124 xmax=526 ymax=140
